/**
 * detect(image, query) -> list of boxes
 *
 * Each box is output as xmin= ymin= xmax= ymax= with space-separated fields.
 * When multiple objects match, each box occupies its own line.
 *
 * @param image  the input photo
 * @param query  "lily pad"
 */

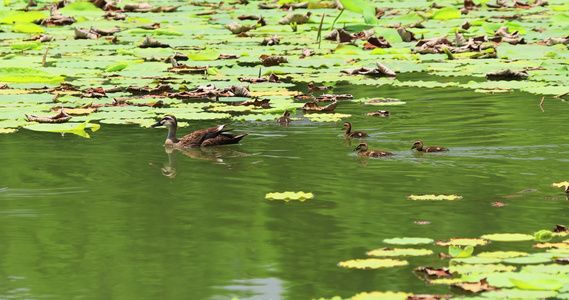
xmin=436 ymin=238 xmax=489 ymax=247
xmin=350 ymin=291 xmax=411 ymax=300
xmin=265 ymin=191 xmax=313 ymax=202
xmin=338 ymin=258 xmax=408 ymax=269
xmin=407 ymin=194 xmax=462 ymax=201
xmin=477 ymin=251 xmax=528 ymax=259
xmin=509 ymin=278 xmax=563 ymax=291
xmin=450 ymin=263 xmax=517 ymax=275
xmin=449 ymin=245 xmax=474 ymax=258
xmin=481 ymin=233 xmax=535 ymax=242
xmin=366 ymin=248 xmax=433 ymax=257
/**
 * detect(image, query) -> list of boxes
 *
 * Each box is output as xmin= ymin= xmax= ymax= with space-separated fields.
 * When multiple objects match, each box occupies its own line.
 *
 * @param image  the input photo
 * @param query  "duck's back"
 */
xmin=423 ymin=146 xmax=449 ymax=152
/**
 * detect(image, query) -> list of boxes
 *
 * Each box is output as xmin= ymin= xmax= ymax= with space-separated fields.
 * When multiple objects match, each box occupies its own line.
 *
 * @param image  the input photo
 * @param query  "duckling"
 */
xmin=151 ymin=115 xmax=248 ymax=147
xmin=276 ymin=110 xmax=291 ymax=124
xmin=342 ymin=122 xmax=369 ymax=138
xmin=353 ymin=141 xmax=394 ymax=157
xmin=411 ymin=140 xmax=449 ymax=153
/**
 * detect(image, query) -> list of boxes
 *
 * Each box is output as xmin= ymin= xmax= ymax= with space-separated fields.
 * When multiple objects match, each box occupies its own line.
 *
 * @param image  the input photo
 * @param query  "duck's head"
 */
xmin=411 ymin=140 xmax=423 ymax=150
xmin=151 ymin=115 xmax=177 ymax=128
xmin=341 ymin=122 xmax=351 ymax=130
xmin=353 ymin=141 xmax=368 ymax=151
xmin=282 ymin=110 xmax=291 ymax=117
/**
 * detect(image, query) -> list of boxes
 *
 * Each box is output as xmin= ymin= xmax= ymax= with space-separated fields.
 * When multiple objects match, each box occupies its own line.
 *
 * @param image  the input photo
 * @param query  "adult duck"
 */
xmin=411 ymin=140 xmax=449 ymax=153
xmin=353 ymin=141 xmax=394 ymax=157
xmin=342 ymin=122 xmax=369 ymax=138
xmin=151 ymin=115 xmax=248 ymax=147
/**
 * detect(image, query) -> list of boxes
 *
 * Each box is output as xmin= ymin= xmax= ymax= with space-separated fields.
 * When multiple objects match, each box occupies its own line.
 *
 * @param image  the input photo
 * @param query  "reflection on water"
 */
xmin=149 ymin=146 xmax=260 ymax=178
xmin=0 ymin=187 xmax=86 ymax=199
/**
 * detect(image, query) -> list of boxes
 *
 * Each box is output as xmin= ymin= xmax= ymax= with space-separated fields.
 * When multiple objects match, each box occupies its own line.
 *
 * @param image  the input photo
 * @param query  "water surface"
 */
xmin=1 ymin=84 xmax=568 ymax=299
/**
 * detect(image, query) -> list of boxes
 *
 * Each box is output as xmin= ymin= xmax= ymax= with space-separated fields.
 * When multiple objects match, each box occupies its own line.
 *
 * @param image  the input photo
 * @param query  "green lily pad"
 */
xmin=481 ymin=233 xmax=535 ymax=242
xmin=436 ymin=238 xmax=489 ymax=247
xmin=366 ymin=248 xmax=433 ymax=257
xmin=338 ymin=258 xmax=408 ymax=269
xmin=450 ymin=263 xmax=517 ymax=274
xmin=382 ymin=237 xmax=434 ymax=245
xmin=449 ymin=245 xmax=474 ymax=258
xmin=23 ymin=121 xmax=100 ymax=138
xmin=480 ymin=289 xmax=558 ymax=299
xmin=451 ymin=257 xmax=502 ymax=264
xmin=350 ymin=291 xmax=412 ymax=300
xmin=509 ymin=278 xmax=563 ymax=291
xmin=407 ymin=194 xmax=462 ymax=201
xmin=265 ymin=191 xmax=314 ymax=202
xmin=478 ymin=251 xmax=528 ymax=259
xmin=503 ymin=253 xmax=555 ymax=264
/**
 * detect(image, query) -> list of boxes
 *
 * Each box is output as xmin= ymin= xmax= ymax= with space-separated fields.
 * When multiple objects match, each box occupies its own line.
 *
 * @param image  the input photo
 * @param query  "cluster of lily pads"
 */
xmin=0 ymin=0 xmax=568 ymax=135
xmin=322 ymin=228 xmax=569 ymax=299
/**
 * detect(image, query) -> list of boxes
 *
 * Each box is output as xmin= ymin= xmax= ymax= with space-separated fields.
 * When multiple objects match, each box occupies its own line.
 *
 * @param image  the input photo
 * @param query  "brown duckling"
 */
xmin=151 ymin=115 xmax=248 ymax=147
xmin=411 ymin=140 xmax=449 ymax=153
xmin=342 ymin=122 xmax=369 ymax=138
xmin=276 ymin=110 xmax=291 ymax=124
xmin=353 ymin=141 xmax=394 ymax=157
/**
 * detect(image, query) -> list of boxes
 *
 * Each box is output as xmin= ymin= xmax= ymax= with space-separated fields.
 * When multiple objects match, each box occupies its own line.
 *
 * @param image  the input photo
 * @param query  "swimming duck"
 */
xmin=276 ymin=110 xmax=291 ymax=124
xmin=151 ymin=115 xmax=248 ymax=147
xmin=342 ymin=122 xmax=369 ymax=138
xmin=353 ymin=141 xmax=394 ymax=157
xmin=411 ymin=140 xmax=449 ymax=152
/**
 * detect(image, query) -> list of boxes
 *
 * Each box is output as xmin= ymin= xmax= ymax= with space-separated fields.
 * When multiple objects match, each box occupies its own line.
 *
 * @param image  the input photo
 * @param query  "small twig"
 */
xmin=539 ymin=96 xmax=545 ymax=112
xmin=258 ymin=67 xmax=261 ymax=78
xmin=555 ymin=91 xmax=569 ymax=99
xmin=42 ymin=47 xmax=49 ymax=67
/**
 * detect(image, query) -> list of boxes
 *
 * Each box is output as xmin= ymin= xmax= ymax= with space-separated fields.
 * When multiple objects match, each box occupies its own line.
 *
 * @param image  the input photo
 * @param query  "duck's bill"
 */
xmin=150 ymin=122 xmax=163 ymax=128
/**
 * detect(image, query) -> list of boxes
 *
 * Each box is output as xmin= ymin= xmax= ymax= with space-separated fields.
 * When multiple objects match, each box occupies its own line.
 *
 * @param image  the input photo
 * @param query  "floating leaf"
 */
xmin=24 ymin=121 xmax=99 ymax=138
xmin=338 ymin=258 xmax=408 ymax=269
xmin=0 ymin=128 xmax=17 ymax=134
xmin=436 ymin=238 xmax=488 ymax=247
xmin=503 ymin=253 xmax=555 ymax=264
xmin=366 ymin=248 xmax=433 ymax=257
xmin=509 ymin=278 xmax=563 ymax=291
xmin=552 ymin=181 xmax=569 ymax=188
xmin=535 ymin=230 xmax=554 ymax=242
xmin=451 ymin=257 xmax=502 ymax=264
xmin=477 ymin=251 xmax=528 ymax=259
xmin=350 ymin=291 xmax=411 ymax=300
xmin=383 ymin=237 xmax=434 ymax=245
xmin=481 ymin=233 xmax=534 ymax=242
xmin=449 ymin=245 xmax=474 ymax=258
xmin=407 ymin=194 xmax=462 ymax=201
xmin=450 ymin=263 xmax=516 ymax=274
xmin=265 ymin=191 xmax=313 ymax=202
xmin=432 ymin=7 xmax=461 ymax=20
xmin=105 ymin=62 xmax=129 ymax=72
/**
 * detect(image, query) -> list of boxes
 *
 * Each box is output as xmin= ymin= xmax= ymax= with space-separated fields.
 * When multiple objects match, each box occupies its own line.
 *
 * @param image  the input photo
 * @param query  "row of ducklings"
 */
xmin=342 ymin=122 xmax=449 ymax=157
xmin=150 ymin=115 xmax=449 ymax=156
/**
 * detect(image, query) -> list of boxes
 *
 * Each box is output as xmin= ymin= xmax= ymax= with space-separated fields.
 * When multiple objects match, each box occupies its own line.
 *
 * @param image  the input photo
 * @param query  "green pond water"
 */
xmin=1 ymin=82 xmax=569 ymax=299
